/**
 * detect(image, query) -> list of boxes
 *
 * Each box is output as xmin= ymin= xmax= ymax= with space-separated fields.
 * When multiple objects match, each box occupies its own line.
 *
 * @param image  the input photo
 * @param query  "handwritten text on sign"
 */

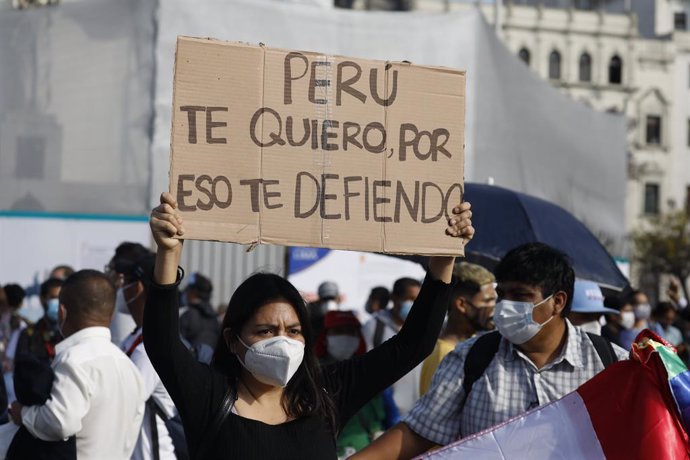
xmin=170 ymin=38 xmax=465 ymax=254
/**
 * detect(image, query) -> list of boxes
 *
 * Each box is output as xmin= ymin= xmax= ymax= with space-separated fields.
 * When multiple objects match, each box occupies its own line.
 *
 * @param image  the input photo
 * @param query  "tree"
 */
xmin=632 ymin=210 xmax=690 ymax=301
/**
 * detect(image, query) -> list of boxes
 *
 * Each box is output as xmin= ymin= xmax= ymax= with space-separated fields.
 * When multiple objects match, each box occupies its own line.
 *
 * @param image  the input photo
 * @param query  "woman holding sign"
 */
xmin=143 ymin=192 xmax=474 ymax=459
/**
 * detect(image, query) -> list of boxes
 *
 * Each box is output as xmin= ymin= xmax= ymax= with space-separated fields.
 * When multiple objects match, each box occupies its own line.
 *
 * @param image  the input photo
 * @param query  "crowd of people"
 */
xmin=0 ymin=192 xmax=686 ymax=459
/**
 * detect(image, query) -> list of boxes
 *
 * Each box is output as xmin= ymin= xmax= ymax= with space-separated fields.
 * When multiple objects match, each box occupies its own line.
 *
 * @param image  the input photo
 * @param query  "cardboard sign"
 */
xmin=170 ymin=37 xmax=466 ymax=255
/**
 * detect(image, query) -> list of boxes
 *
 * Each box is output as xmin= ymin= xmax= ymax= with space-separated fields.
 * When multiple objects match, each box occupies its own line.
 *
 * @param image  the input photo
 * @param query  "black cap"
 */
xmin=187 ymin=272 xmax=212 ymax=301
xmin=116 ymin=253 xmax=155 ymax=287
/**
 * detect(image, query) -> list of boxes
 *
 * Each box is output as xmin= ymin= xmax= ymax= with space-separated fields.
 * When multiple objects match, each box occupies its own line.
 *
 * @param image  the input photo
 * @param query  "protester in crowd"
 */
xmin=307 ymin=281 xmax=341 ymax=340
xmin=3 ymin=284 xmax=27 ymax=349
xmin=48 ymin=265 xmax=74 ymax=281
xmin=143 ymin=192 xmax=474 ymax=459
xmin=1 ymin=284 xmax=27 ymax=404
xmin=601 ymin=296 xmax=635 ymax=348
xmin=105 ymin=242 xmax=149 ymax=345
xmin=354 ymin=242 xmax=628 ymax=459
xmin=315 ymin=310 xmax=385 ymax=458
xmin=419 ymin=262 xmax=496 ymax=395
xmin=652 ymin=302 xmax=684 ymax=347
xmin=567 ymin=279 xmax=620 ymax=336
xmin=365 ymin=287 xmax=390 ymax=315
xmin=619 ymin=290 xmax=652 ymax=351
xmin=361 ymin=277 xmax=422 ymax=417
xmin=15 ymin=278 xmax=63 ymax=364
xmin=10 ymin=270 xmax=146 ymax=460
xmin=114 ymin=250 xmax=182 ymax=460
xmin=668 ymin=278 xmax=688 ymax=310
xmin=179 ymin=272 xmax=220 ymax=349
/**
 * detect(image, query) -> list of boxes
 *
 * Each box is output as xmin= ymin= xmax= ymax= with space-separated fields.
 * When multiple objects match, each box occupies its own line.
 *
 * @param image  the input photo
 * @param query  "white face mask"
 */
xmin=493 ymin=295 xmax=554 ymax=345
xmin=620 ymin=311 xmax=635 ymax=330
xmin=320 ymin=300 xmax=339 ymax=315
xmin=327 ymin=335 xmax=360 ymax=361
xmin=578 ymin=320 xmax=602 ymax=336
xmin=115 ymin=287 xmax=130 ymax=314
xmin=237 ymin=336 xmax=305 ymax=387
xmin=399 ymin=300 xmax=414 ymax=320
xmin=634 ymin=304 xmax=651 ymax=321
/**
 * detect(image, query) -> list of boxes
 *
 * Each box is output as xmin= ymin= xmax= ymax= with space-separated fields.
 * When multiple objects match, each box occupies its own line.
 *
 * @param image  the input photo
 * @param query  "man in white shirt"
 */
xmin=116 ymin=252 xmax=179 ymax=460
xmin=9 ymin=269 xmax=146 ymax=460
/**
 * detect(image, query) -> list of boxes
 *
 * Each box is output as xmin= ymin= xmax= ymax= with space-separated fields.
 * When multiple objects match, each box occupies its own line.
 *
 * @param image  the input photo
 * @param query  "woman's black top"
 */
xmin=143 ymin=272 xmax=451 ymax=459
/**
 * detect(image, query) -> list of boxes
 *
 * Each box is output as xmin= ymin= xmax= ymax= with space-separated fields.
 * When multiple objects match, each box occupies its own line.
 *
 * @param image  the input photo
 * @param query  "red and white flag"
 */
xmin=423 ymin=331 xmax=690 ymax=459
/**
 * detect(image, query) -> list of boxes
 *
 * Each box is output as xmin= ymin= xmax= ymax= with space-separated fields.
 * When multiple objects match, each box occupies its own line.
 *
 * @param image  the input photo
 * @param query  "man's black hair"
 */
xmin=392 ymin=277 xmax=421 ymax=299
xmin=40 ymin=278 xmax=64 ymax=298
xmin=494 ymin=242 xmax=575 ymax=317
xmin=3 ymin=284 xmax=25 ymax=308
xmin=60 ymin=270 xmax=115 ymax=321
xmin=368 ymin=287 xmax=390 ymax=307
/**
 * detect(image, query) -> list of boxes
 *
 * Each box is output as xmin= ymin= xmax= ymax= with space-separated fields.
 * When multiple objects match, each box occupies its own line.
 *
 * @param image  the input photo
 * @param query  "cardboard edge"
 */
xmin=168 ymin=37 xmax=182 ymax=201
xmin=177 ymin=36 xmax=466 ymax=77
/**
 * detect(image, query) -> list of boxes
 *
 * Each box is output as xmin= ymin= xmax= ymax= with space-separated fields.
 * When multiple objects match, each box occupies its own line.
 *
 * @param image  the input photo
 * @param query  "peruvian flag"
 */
xmin=422 ymin=330 xmax=690 ymax=459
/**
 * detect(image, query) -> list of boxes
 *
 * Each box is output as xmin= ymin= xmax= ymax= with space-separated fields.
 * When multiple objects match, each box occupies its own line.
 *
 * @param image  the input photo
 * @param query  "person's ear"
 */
xmin=454 ymin=297 xmax=467 ymax=315
xmin=552 ymin=291 xmax=567 ymax=316
xmin=59 ymin=304 xmax=67 ymax=324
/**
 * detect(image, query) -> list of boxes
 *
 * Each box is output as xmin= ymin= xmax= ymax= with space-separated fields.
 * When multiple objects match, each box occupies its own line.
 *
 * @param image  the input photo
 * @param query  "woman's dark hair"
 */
xmin=211 ymin=273 xmax=337 ymax=432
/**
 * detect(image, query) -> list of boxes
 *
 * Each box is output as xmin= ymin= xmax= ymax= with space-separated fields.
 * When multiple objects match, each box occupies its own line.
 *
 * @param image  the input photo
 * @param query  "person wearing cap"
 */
xmin=307 ymin=280 xmax=341 ymax=342
xmin=315 ymin=310 xmax=386 ymax=458
xmin=567 ymin=279 xmax=621 ymax=336
xmin=106 ymin=242 xmax=149 ymax=346
xmin=115 ymin=253 xmax=182 ymax=460
xmin=419 ymin=262 xmax=497 ymax=395
xmin=179 ymin=272 xmax=220 ymax=349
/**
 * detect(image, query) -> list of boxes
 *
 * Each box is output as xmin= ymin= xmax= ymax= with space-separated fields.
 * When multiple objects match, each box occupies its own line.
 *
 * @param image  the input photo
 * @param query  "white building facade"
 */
xmin=410 ymin=0 xmax=690 ymax=259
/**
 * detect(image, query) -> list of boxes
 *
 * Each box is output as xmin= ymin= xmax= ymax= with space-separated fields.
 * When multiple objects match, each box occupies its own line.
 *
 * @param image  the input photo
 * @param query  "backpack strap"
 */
xmin=586 ymin=332 xmax=618 ymax=368
xmin=373 ymin=318 xmax=386 ymax=348
xmin=194 ymin=385 xmax=236 ymax=460
xmin=461 ymin=331 xmax=502 ymax=408
xmin=146 ymin=397 xmax=161 ymax=460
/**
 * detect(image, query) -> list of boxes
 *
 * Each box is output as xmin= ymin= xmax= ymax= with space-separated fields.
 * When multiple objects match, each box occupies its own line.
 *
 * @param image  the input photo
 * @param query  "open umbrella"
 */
xmin=461 ymin=183 xmax=629 ymax=291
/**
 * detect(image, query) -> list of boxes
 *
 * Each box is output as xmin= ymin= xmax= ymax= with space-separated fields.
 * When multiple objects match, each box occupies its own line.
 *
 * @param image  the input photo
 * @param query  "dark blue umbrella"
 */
xmin=463 ymin=183 xmax=628 ymax=291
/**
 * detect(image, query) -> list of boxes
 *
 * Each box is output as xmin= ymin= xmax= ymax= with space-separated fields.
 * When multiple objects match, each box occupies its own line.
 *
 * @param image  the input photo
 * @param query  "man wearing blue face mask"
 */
xmin=355 ymin=243 xmax=628 ymax=460
xmin=15 ymin=278 xmax=64 ymax=365
xmin=361 ymin=277 xmax=422 ymax=418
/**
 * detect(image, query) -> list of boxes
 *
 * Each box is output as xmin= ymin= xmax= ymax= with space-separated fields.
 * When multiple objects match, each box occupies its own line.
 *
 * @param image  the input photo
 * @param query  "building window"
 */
xmin=644 ymin=183 xmax=660 ymax=215
xmin=687 ymin=118 xmax=690 ymax=147
xmin=518 ymin=48 xmax=530 ymax=66
xmin=646 ymin=115 xmax=662 ymax=145
xmin=579 ymin=53 xmax=592 ymax=82
xmin=608 ymin=55 xmax=622 ymax=84
xmin=686 ymin=186 xmax=690 ymax=214
xmin=549 ymin=50 xmax=561 ymax=80
xmin=675 ymin=12 xmax=687 ymax=31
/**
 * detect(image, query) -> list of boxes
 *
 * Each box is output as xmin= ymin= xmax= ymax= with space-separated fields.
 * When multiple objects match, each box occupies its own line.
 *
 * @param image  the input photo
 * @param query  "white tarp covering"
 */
xmin=153 ymin=0 xmax=627 ymax=254
xmin=0 ymin=0 xmax=155 ymax=216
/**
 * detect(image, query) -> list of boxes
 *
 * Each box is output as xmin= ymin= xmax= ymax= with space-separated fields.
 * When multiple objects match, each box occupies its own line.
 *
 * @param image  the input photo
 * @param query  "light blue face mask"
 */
xmin=399 ymin=300 xmax=414 ymax=321
xmin=46 ymin=298 xmax=60 ymax=322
